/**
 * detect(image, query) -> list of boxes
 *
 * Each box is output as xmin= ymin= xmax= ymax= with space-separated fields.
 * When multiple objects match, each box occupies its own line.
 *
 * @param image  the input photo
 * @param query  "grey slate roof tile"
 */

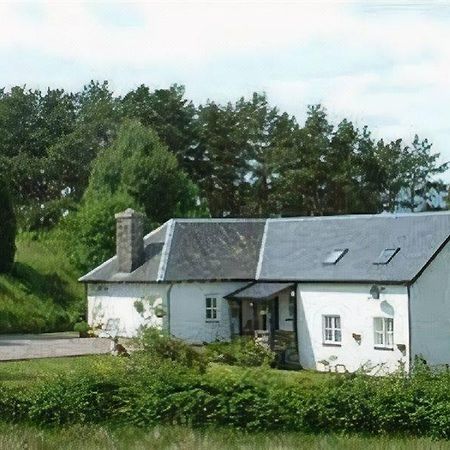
xmin=80 ymin=212 xmax=450 ymax=284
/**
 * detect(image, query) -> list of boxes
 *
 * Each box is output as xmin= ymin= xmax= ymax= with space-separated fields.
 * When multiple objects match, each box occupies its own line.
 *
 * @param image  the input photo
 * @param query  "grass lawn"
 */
xmin=0 ymin=423 xmax=449 ymax=450
xmin=0 ymin=355 xmax=123 ymax=389
xmin=0 ymin=354 xmax=326 ymax=390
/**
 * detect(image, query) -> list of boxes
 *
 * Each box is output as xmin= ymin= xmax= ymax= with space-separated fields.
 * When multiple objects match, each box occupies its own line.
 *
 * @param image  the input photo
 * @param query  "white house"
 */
xmin=80 ymin=209 xmax=450 ymax=374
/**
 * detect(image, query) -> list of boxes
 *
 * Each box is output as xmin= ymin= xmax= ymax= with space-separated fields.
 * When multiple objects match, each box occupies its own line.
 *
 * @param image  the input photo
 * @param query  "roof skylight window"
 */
xmin=323 ymin=249 xmax=348 ymax=265
xmin=373 ymin=248 xmax=400 ymax=265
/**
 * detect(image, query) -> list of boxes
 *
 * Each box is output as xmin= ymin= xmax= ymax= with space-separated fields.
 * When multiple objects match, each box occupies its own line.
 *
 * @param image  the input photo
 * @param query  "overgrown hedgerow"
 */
xmin=2 ymin=341 xmax=450 ymax=438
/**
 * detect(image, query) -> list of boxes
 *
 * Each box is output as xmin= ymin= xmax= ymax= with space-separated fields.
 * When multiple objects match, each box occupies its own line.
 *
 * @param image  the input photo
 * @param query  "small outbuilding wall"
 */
xmin=87 ymin=283 xmax=169 ymax=337
xmin=409 ymin=241 xmax=450 ymax=366
xmin=297 ymin=283 xmax=409 ymax=374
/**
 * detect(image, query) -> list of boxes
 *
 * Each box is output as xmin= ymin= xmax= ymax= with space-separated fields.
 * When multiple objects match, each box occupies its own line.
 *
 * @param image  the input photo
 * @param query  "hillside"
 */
xmin=0 ymin=233 xmax=84 ymax=333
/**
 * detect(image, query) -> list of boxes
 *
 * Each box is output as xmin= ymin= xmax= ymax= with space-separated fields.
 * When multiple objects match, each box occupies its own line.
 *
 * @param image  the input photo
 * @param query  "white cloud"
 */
xmin=0 ymin=1 xmax=450 ymax=177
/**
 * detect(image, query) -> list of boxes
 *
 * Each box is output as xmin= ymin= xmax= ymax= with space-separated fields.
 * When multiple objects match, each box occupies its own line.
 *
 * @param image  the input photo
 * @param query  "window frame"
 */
xmin=373 ymin=247 xmax=400 ymax=265
xmin=205 ymin=295 xmax=220 ymax=322
xmin=323 ymin=248 xmax=348 ymax=265
xmin=322 ymin=315 xmax=342 ymax=345
xmin=373 ymin=317 xmax=394 ymax=350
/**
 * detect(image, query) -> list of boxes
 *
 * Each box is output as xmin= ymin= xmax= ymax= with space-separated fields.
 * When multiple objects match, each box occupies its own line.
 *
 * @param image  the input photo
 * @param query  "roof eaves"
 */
xmin=78 ymin=255 xmax=117 ymax=282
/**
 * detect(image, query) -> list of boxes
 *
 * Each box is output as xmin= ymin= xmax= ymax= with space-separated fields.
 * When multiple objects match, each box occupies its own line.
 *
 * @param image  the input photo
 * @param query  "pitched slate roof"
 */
xmin=79 ymin=219 xmax=266 ymax=283
xmin=80 ymin=212 xmax=450 ymax=284
xmin=79 ymin=222 xmax=168 ymax=283
xmin=259 ymin=213 xmax=450 ymax=283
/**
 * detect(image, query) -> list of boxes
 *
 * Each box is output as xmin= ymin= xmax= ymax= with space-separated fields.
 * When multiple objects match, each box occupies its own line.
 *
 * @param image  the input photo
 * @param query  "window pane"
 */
xmin=375 ymin=331 xmax=384 ymax=345
xmin=206 ymin=309 xmax=212 ymax=319
xmin=386 ymin=332 xmax=393 ymax=346
xmin=212 ymin=298 xmax=217 ymax=308
xmin=334 ymin=330 xmax=342 ymax=342
xmin=325 ymin=330 xmax=332 ymax=341
xmin=386 ymin=318 xmax=393 ymax=332
xmin=206 ymin=298 xmax=211 ymax=308
xmin=335 ymin=317 xmax=341 ymax=329
xmin=374 ymin=318 xmax=383 ymax=333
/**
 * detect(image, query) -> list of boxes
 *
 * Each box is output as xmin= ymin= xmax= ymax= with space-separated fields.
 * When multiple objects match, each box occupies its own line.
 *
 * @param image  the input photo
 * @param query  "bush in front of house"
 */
xmin=204 ymin=337 xmax=276 ymax=367
xmin=4 ymin=353 xmax=450 ymax=439
xmin=136 ymin=327 xmax=207 ymax=373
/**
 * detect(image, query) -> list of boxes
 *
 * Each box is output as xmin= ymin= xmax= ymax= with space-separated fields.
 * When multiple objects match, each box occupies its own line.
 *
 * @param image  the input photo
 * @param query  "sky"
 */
xmin=1 ymin=1 xmax=450 ymax=179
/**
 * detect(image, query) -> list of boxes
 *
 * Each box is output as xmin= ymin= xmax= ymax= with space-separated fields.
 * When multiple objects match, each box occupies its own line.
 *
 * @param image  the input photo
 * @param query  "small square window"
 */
xmin=205 ymin=296 xmax=219 ymax=322
xmin=323 ymin=249 xmax=348 ymax=265
xmin=374 ymin=317 xmax=394 ymax=349
xmin=323 ymin=315 xmax=342 ymax=344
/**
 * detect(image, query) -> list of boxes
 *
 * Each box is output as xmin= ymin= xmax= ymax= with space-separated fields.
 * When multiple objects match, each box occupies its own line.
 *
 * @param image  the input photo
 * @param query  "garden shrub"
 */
xmin=136 ymin=327 xmax=207 ymax=372
xmin=204 ymin=337 xmax=276 ymax=367
xmin=4 ymin=356 xmax=450 ymax=438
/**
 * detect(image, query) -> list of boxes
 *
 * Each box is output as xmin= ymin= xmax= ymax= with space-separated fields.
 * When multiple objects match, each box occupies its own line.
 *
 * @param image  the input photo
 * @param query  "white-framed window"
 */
xmin=205 ymin=296 xmax=219 ymax=322
xmin=322 ymin=315 xmax=342 ymax=344
xmin=374 ymin=317 xmax=394 ymax=349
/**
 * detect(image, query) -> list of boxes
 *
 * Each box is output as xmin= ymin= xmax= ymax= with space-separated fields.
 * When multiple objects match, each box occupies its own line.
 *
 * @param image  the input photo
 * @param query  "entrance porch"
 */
xmin=225 ymin=282 xmax=300 ymax=366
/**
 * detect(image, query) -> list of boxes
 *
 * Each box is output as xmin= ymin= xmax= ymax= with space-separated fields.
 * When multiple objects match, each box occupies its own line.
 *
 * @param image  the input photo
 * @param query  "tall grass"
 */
xmin=0 ymin=423 xmax=449 ymax=450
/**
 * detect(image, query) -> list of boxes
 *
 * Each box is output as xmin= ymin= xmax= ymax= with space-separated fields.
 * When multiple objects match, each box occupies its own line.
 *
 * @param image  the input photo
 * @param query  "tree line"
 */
xmin=0 ymin=81 xmax=447 ymax=271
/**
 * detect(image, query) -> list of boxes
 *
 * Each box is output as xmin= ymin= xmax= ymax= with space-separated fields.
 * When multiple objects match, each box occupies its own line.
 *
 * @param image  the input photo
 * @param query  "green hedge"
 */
xmin=2 ymin=359 xmax=450 ymax=439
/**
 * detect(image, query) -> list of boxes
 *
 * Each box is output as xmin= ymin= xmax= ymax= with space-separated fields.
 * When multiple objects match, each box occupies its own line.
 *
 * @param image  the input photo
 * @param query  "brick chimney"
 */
xmin=115 ymin=208 xmax=145 ymax=273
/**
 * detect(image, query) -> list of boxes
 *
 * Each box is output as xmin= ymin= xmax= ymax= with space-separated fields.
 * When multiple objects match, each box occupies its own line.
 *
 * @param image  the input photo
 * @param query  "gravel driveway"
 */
xmin=0 ymin=332 xmax=111 ymax=361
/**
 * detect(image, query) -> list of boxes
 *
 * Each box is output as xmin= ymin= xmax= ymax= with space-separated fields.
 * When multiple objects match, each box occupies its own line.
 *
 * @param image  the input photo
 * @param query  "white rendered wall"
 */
xmin=297 ymin=283 xmax=409 ymax=374
xmin=87 ymin=283 xmax=169 ymax=337
xmin=169 ymin=282 xmax=247 ymax=344
xmin=409 ymin=242 xmax=450 ymax=366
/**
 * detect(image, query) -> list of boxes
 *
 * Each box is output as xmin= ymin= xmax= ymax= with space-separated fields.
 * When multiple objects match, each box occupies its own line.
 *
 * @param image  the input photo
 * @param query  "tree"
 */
xmin=86 ymin=120 xmax=205 ymax=222
xmin=66 ymin=120 xmax=207 ymax=272
xmin=376 ymin=135 xmax=448 ymax=212
xmin=122 ymin=84 xmax=198 ymax=176
xmin=0 ymin=177 xmax=16 ymax=273
xmin=63 ymin=190 xmax=139 ymax=273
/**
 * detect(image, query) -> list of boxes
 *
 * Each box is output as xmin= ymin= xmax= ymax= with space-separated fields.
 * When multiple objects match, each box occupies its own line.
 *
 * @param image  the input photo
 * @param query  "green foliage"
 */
xmin=136 ymin=327 xmax=207 ymax=373
xmin=4 ymin=354 xmax=450 ymax=440
xmin=73 ymin=321 xmax=89 ymax=334
xmin=0 ymin=177 xmax=16 ymax=273
xmin=65 ymin=120 xmax=207 ymax=272
xmin=0 ymin=82 xmax=447 ymax=232
xmin=62 ymin=190 xmax=140 ymax=273
xmin=0 ymin=423 xmax=446 ymax=450
xmin=205 ymin=338 xmax=276 ymax=367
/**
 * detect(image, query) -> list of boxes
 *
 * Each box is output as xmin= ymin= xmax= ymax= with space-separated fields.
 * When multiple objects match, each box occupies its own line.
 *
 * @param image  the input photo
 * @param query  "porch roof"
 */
xmin=225 ymin=282 xmax=294 ymax=300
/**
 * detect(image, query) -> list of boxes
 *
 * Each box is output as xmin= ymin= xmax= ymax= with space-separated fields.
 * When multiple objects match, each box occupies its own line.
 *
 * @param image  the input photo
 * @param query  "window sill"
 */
xmin=374 ymin=346 xmax=394 ymax=351
xmin=206 ymin=320 xmax=220 ymax=323
xmin=322 ymin=342 xmax=342 ymax=347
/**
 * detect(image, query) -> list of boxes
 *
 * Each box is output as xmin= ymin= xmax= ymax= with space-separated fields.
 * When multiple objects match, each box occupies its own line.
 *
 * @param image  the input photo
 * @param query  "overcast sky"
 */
xmin=1 ymin=1 xmax=450 ymax=179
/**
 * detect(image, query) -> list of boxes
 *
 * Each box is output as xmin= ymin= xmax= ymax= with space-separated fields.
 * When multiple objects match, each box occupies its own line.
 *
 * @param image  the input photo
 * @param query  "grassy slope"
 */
xmin=0 ymin=233 xmax=84 ymax=333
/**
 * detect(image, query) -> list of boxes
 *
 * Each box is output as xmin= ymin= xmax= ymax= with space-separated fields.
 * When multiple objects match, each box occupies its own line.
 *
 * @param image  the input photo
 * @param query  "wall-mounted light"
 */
xmin=370 ymin=285 xmax=385 ymax=300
